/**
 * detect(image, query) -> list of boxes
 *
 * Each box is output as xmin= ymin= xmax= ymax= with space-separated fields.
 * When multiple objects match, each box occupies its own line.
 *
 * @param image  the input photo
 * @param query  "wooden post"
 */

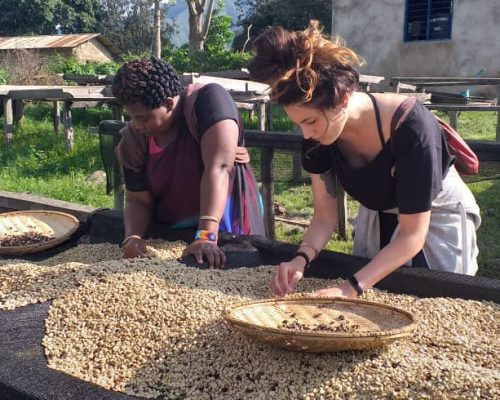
xmin=257 ymin=102 xmax=266 ymax=131
xmin=113 ymin=133 xmax=125 ymax=212
xmin=448 ymin=111 xmax=458 ymax=130
xmin=13 ymin=99 xmax=24 ymax=124
xmin=391 ymin=79 xmax=400 ymax=93
xmin=496 ymin=85 xmax=500 ymax=142
xmin=111 ymin=104 xmax=124 ymax=121
xmin=63 ymin=101 xmax=74 ymax=151
xmin=292 ymin=124 xmax=303 ymax=182
xmin=53 ymin=101 xmax=61 ymax=133
xmin=337 ymin=186 xmax=348 ymax=240
xmin=261 ymin=148 xmax=275 ymax=238
xmin=265 ymin=101 xmax=273 ymax=131
xmin=3 ymin=96 xmax=13 ymax=145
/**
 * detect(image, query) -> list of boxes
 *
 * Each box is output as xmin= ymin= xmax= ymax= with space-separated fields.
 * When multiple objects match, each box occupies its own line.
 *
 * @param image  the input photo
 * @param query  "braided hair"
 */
xmin=112 ymin=57 xmax=184 ymax=108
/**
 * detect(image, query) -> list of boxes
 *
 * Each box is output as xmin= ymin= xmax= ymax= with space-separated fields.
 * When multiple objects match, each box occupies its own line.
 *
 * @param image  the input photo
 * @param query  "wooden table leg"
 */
xmin=53 ymin=101 xmax=61 ymax=133
xmin=261 ymin=148 xmax=275 ymax=238
xmin=63 ymin=101 xmax=73 ymax=151
xmin=257 ymin=102 xmax=266 ymax=131
xmin=337 ymin=187 xmax=348 ymax=240
xmin=448 ymin=111 xmax=458 ymax=130
xmin=3 ymin=96 xmax=13 ymax=145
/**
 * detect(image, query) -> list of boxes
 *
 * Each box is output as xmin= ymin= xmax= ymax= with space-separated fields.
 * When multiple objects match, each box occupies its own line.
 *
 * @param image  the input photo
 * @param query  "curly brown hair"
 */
xmin=248 ymin=20 xmax=364 ymax=109
xmin=111 ymin=57 xmax=184 ymax=108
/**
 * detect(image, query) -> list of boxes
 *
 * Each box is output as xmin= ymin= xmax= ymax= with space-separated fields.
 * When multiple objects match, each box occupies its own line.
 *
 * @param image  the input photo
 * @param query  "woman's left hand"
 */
xmin=182 ymin=240 xmax=226 ymax=269
xmin=312 ymin=281 xmax=358 ymax=298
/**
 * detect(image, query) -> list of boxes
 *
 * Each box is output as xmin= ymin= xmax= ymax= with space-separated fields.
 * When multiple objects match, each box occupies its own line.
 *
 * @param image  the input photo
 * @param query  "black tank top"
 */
xmin=302 ymin=93 xmax=452 ymax=213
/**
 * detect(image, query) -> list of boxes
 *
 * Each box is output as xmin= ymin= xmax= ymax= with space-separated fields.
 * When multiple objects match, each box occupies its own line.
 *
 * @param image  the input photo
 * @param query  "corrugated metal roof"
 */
xmin=0 ymin=34 xmax=120 ymax=55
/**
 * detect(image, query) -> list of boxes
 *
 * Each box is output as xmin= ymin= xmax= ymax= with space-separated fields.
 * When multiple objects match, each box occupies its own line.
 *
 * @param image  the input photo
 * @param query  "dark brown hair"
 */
xmin=111 ymin=57 xmax=183 ymax=108
xmin=248 ymin=20 xmax=364 ymax=109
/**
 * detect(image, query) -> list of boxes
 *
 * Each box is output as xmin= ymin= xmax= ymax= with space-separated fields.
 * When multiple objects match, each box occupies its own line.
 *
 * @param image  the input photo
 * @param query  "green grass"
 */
xmin=435 ymin=111 xmax=497 ymax=141
xmin=1 ymin=104 xmax=498 ymax=279
xmin=0 ymin=103 xmax=114 ymax=208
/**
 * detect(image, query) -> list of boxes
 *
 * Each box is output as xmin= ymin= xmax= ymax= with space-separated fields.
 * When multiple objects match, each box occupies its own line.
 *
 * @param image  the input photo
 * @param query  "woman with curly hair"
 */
xmin=248 ymin=21 xmax=480 ymax=298
xmin=112 ymin=57 xmax=264 ymax=266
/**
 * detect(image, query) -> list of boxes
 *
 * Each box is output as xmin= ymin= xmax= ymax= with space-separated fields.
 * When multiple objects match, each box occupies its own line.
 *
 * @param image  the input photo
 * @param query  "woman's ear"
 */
xmin=340 ymin=93 xmax=350 ymax=108
xmin=164 ymin=98 xmax=175 ymax=112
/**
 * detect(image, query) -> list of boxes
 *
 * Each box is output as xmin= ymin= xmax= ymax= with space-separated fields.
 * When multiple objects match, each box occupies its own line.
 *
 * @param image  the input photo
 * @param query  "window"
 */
xmin=405 ymin=0 xmax=454 ymax=42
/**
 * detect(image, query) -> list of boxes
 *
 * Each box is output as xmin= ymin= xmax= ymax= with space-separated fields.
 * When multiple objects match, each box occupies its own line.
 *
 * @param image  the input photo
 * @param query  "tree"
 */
xmin=233 ymin=0 xmax=332 ymax=50
xmin=0 ymin=0 xmax=60 ymax=35
xmin=102 ymin=0 xmax=176 ymax=56
xmin=55 ymin=0 xmax=103 ymax=34
xmin=205 ymin=0 xmax=233 ymax=53
xmin=186 ymin=0 xmax=217 ymax=56
xmin=152 ymin=0 xmax=162 ymax=57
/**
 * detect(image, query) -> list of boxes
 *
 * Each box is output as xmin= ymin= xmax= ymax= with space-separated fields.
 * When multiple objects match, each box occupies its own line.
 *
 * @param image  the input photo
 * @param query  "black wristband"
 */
xmin=293 ymin=251 xmax=311 ymax=270
xmin=347 ymin=275 xmax=364 ymax=296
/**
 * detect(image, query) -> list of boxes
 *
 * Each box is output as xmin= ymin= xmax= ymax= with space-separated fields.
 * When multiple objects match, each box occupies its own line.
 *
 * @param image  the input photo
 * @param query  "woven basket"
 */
xmin=0 ymin=210 xmax=80 ymax=255
xmin=224 ymin=297 xmax=418 ymax=352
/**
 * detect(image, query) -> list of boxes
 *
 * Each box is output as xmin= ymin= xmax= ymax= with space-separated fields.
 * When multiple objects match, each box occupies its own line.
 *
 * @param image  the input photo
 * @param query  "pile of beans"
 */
xmin=1 ymin=241 xmax=498 ymax=399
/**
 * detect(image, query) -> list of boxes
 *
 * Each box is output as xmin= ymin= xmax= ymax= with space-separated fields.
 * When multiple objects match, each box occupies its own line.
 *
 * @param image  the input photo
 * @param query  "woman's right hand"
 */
xmin=271 ymin=257 xmax=307 ymax=296
xmin=123 ymin=237 xmax=147 ymax=258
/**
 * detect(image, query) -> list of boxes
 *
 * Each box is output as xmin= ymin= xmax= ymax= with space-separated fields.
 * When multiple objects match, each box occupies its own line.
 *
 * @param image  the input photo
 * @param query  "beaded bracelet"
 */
xmin=195 ymin=229 xmax=218 ymax=243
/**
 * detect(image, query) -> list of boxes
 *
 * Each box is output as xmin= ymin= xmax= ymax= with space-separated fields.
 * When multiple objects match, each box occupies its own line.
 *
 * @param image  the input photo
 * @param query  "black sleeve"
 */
xmin=123 ymin=166 xmax=148 ymax=192
xmin=392 ymin=102 xmax=445 ymax=214
xmin=301 ymin=138 xmax=333 ymax=174
xmin=194 ymin=83 xmax=239 ymax=136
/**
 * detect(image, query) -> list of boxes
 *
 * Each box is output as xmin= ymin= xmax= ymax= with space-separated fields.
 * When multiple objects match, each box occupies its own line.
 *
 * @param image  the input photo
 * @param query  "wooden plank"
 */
xmin=181 ymin=73 xmax=269 ymax=94
xmin=359 ymin=74 xmax=385 ymax=84
xmin=424 ymin=104 xmax=500 ymax=112
xmin=391 ymin=77 xmax=500 ymax=85
xmin=197 ymin=69 xmax=250 ymax=80
xmin=0 ymin=191 xmax=96 ymax=221
xmin=234 ymin=102 xmax=256 ymax=111
xmin=63 ymin=73 xmax=114 ymax=85
xmin=99 ymin=121 xmax=500 ymax=162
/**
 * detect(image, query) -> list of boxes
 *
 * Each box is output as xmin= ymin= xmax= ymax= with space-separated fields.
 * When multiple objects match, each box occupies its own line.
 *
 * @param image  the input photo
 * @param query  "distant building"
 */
xmin=0 ymin=33 xmax=121 ymax=63
xmin=332 ymin=0 xmax=499 ymax=80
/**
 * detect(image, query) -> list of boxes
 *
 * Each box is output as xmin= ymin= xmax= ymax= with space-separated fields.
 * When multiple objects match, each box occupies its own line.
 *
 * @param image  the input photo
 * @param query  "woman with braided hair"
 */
xmin=112 ymin=57 xmax=264 ymax=266
xmin=248 ymin=21 xmax=480 ymax=298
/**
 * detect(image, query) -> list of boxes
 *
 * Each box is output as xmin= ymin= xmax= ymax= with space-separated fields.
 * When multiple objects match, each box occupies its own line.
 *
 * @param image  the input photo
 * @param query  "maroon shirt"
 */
xmin=146 ymin=122 xmax=204 ymax=227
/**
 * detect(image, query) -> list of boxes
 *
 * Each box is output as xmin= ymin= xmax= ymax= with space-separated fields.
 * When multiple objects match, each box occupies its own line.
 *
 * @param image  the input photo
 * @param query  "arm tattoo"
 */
xmin=320 ymin=169 xmax=338 ymax=198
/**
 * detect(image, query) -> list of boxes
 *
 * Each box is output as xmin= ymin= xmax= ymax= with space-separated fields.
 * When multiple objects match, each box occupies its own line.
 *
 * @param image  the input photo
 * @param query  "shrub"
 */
xmin=165 ymin=47 xmax=252 ymax=73
xmin=0 ymin=49 xmax=62 ymax=85
xmin=50 ymin=55 xmax=120 ymax=75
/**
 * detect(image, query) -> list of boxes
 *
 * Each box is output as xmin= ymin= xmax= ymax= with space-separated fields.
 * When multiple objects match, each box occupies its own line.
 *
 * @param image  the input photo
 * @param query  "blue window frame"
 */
xmin=404 ymin=0 xmax=454 ymax=42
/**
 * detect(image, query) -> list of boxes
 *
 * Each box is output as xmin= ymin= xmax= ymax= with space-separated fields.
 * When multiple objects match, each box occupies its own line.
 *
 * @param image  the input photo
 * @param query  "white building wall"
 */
xmin=332 ymin=0 xmax=500 ymax=89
